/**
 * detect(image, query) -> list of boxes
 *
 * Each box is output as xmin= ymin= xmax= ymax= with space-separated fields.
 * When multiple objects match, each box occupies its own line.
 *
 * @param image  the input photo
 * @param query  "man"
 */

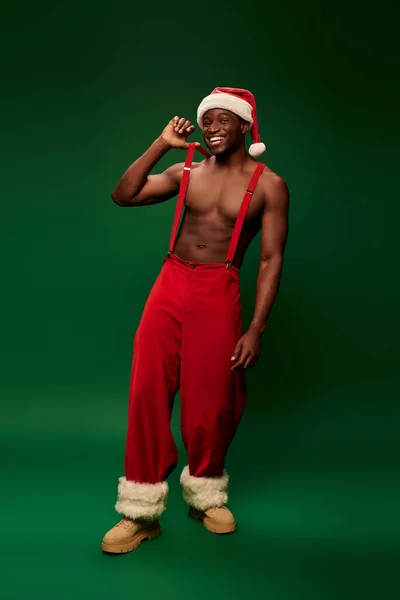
xmin=102 ymin=87 xmax=289 ymax=553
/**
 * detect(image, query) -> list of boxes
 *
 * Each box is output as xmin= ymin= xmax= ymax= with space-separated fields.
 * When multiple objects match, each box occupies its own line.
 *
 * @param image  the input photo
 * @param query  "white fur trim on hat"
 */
xmin=115 ymin=476 xmax=168 ymax=520
xmin=197 ymin=93 xmax=253 ymax=128
xmin=180 ymin=466 xmax=229 ymax=511
xmin=249 ymin=142 xmax=266 ymax=157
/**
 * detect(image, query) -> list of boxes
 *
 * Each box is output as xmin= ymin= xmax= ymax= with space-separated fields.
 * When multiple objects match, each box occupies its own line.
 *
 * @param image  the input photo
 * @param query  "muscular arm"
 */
xmin=249 ymin=175 xmax=289 ymax=335
xmin=111 ymin=116 xmax=198 ymax=207
xmin=231 ymin=174 xmax=289 ymax=371
xmin=111 ymin=137 xmax=182 ymax=207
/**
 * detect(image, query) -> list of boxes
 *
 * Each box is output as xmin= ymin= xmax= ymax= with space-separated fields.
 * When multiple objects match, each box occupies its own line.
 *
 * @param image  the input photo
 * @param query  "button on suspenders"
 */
xmin=168 ymin=142 xmax=265 ymax=267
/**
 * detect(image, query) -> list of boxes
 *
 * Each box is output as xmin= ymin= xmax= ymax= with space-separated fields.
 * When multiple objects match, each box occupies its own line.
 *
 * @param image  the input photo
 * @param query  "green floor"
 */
xmin=2 ymin=380 xmax=398 ymax=600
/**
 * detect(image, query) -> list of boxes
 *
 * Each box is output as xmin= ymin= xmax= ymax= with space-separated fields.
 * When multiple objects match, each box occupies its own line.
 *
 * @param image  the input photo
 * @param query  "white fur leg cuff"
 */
xmin=115 ymin=477 xmax=168 ymax=520
xmin=180 ymin=466 xmax=229 ymax=511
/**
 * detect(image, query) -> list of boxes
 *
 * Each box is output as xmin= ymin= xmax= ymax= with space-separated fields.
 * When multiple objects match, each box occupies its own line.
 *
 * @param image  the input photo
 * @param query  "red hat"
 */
xmin=197 ymin=87 xmax=266 ymax=157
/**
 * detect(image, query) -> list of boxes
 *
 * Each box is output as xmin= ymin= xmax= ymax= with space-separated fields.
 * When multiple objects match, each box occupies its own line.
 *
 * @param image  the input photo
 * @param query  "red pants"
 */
xmin=124 ymin=253 xmax=247 ymax=484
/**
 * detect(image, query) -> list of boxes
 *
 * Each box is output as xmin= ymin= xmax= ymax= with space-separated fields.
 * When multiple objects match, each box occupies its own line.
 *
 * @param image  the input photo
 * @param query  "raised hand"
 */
xmin=160 ymin=116 xmax=199 ymax=150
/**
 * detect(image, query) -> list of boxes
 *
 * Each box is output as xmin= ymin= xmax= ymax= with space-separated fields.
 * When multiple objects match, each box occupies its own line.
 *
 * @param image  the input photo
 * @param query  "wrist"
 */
xmin=248 ymin=321 xmax=265 ymax=336
xmin=156 ymin=135 xmax=172 ymax=151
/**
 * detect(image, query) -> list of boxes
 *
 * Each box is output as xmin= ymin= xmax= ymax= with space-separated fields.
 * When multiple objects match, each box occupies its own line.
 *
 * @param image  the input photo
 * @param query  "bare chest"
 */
xmin=185 ymin=168 xmax=265 ymax=224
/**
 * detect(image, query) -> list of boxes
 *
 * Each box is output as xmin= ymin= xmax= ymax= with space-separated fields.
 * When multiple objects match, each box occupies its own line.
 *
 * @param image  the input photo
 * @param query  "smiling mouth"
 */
xmin=208 ymin=136 xmax=225 ymax=146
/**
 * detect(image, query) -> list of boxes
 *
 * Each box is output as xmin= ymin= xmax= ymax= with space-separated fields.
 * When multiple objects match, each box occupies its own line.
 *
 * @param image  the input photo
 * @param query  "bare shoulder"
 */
xmin=259 ymin=166 xmax=289 ymax=209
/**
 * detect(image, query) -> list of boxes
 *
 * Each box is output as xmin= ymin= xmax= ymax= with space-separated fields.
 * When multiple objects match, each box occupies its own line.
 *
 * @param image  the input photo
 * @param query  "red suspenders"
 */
xmin=225 ymin=161 xmax=265 ymax=268
xmin=167 ymin=143 xmax=197 ymax=255
xmin=168 ymin=142 xmax=265 ymax=268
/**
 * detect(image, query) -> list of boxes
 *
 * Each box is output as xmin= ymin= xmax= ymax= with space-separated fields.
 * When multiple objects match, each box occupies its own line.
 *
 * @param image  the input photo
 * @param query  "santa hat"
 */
xmin=197 ymin=87 xmax=266 ymax=157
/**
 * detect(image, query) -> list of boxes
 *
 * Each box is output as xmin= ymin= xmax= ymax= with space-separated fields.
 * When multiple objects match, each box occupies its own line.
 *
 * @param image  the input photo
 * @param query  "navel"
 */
xmin=196 ymin=244 xmax=207 ymax=249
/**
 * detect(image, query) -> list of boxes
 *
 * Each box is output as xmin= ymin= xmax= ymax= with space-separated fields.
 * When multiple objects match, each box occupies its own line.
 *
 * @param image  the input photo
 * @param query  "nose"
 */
xmin=208 ymin=122 xmax=221 ymax=133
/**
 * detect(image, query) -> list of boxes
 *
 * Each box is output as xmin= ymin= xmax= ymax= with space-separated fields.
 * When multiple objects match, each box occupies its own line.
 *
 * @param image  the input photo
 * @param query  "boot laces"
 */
xmin=208 ymin=506 xmax=227 ymax=514
xmin=116 ymin=518 xmax=134 ymax=531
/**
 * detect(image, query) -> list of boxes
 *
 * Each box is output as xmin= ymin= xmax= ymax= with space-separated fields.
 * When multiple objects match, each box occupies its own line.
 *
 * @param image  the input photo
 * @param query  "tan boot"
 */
xmin=102 ymin=518 xmax=161 ymax=553
xmin=189 ymin=506 xmax=236 ymax=534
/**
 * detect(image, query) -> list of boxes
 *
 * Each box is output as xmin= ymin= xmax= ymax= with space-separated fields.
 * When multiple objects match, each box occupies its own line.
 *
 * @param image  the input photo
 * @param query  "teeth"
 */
xmin=210 ymin=137 xmax=224 ymax=143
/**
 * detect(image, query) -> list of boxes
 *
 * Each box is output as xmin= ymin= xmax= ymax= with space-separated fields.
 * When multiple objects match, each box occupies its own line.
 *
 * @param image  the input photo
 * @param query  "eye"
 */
xmin=221 ymin=119 xmax=229 ymax=123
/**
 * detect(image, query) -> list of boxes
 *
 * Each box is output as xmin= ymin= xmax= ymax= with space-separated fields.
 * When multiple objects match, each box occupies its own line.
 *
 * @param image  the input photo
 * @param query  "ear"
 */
xmin=241 ymin=120 xmax=252 ymax=135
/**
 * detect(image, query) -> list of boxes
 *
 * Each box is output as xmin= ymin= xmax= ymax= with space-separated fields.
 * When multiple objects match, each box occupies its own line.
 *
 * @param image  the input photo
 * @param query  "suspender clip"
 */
xmin=225 ymin=261 xmax=232 ymax=270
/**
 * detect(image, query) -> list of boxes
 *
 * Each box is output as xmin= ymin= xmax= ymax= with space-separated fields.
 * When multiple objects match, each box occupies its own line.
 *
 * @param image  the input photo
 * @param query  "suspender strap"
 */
xmin=225 ymin=162 xmax=265 ymax=267
xmin=168 ymin=143 xmax=196 ymax=254
xmin=196 ymin=145 xmax=212 ymax=159
xmin=168 ymin=143 xmax=211 ymax=254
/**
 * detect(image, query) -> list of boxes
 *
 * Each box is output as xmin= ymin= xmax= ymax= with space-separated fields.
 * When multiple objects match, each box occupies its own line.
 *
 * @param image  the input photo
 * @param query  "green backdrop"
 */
xmin=1 ymin=1 xmax=399 ymax=599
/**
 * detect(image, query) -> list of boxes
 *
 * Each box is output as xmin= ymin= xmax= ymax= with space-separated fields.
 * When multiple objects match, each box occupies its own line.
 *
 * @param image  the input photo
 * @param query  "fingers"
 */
xmin=181 ymin=120 xmax=191 ymax=134
xmin=177 ymin=117 xmax=185 ymax=132
xmin=180 ymin=120 xmax=194 ymax=135
xmin=243 ymin=353 xmax=258 ymax=370
xmin=231 ymin=342 xmax=242 ymax=364
xmin=172 ymin=116 xmax=195 ymax=135
xmin=231 ymin=343 xmax=245 ymax=371
xmin=231 ymin=332 xmax=260 ymax=371
xmin=232 ymin=350 xmax=260 ymax=371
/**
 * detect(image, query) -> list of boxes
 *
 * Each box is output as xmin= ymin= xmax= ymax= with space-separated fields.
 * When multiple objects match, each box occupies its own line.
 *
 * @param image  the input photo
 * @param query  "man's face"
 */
xmin=201 ymin=108 xmax=250 ymax=155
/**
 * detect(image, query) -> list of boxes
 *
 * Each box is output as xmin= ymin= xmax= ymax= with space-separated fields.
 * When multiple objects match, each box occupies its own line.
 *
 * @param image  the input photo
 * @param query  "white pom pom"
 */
xmin=249 ymin=142 xmax=266 ymax=157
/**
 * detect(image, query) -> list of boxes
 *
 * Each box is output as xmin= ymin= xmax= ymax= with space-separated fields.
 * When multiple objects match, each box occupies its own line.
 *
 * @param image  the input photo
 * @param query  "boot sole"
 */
xmin=189 ymin=507 xmax=236 ymax=534
xmin=101 ymin=525 xmax=161 ymax=554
